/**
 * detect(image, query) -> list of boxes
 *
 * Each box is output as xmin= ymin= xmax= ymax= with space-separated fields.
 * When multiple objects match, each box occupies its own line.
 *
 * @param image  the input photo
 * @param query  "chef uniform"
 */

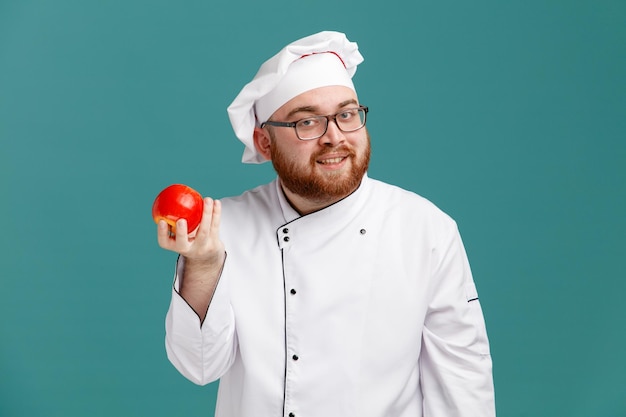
xmin=164 ymin=31 xmax=496 ymax=417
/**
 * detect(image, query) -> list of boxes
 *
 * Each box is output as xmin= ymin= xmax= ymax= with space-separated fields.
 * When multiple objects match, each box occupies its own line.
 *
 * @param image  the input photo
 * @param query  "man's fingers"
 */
xmin=210 ymin=199 xmax=222 ymax=235
xmin=156 ymin=197 xmax=223 ymax=259
xmin=175 ymin=218 xmax=188 ymax=236
xmin=195 ymin=197 xmax=215 ymax=239
xmin=157 ymin=220 xmax=175 ymax=249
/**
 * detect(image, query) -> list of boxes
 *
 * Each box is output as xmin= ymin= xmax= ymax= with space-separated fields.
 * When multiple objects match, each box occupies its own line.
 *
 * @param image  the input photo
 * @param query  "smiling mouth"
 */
xmin=317 ymin=156 xmax=346 ymax=165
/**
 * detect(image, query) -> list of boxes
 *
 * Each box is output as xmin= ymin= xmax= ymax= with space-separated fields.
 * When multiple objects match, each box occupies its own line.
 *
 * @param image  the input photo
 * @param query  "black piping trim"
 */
xmin=281 ymin=248 xmax=288 ymax=416
xmin=173 ymin=253 xmax=228 ymax=326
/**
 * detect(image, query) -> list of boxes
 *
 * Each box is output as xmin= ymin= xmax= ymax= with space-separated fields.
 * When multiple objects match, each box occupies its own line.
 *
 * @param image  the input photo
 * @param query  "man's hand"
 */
xmin=157 ymin=197 xmax=226 ymax=321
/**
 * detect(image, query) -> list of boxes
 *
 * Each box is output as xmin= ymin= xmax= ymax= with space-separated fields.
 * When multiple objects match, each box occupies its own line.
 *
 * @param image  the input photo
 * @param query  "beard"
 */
xmin=269 ymin=132 xmax=371 ymax=204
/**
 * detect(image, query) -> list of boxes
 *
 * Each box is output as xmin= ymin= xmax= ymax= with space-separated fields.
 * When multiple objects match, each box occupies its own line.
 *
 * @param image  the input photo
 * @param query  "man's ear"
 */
xmin=253 ymin=127 xmax=272 ymax=161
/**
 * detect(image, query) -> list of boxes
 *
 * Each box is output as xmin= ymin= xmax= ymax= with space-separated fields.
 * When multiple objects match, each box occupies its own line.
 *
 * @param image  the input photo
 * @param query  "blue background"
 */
xmin=1 ymin=0 xmax=625 ymax=415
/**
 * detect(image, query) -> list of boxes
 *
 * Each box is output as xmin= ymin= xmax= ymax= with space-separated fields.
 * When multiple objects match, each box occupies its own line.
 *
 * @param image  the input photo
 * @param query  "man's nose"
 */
xmin=319 ymin=118 xmax=345 ymax=145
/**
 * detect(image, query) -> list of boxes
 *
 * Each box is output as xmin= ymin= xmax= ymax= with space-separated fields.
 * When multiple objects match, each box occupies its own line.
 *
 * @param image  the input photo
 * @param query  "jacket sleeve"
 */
xmin=164 ymin=256 xmax=238 ymax=385
xmin=419 ymin=223 xmax=496 ymax=417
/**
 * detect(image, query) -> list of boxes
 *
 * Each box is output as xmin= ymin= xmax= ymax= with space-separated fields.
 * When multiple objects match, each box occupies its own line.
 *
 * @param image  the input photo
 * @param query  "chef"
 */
xmin=158 ymin=31 xmax=496 ymax=417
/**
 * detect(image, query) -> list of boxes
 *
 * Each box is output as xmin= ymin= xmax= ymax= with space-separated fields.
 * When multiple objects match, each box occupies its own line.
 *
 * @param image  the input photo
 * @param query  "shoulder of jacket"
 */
xmin=367 ymin=177 xmax=457 ymax=227
xmin=221 ymin=181 xmax=276 ymax=206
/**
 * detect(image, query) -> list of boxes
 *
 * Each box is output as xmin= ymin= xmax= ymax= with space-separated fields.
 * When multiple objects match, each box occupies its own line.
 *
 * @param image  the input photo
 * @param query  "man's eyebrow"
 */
xmin=286 ymin=106 xmax=318 ymax=119
xmin=286 ymin=99 xmax=359 ymax=119
xmin=338 ymin=99 xmax=358 ymax=108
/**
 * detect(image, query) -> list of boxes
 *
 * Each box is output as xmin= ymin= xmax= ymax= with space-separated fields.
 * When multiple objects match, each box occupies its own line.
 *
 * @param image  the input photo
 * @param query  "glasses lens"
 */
xmin=295 ymin=116 xmax=326 ymax=140
xmin=336 ymin=108 xmax=366 ymax=132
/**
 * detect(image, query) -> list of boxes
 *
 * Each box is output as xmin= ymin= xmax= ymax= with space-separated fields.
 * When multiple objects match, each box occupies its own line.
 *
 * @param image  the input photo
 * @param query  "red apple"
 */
xmin=152 ymin=184 xmax=204 ymax=234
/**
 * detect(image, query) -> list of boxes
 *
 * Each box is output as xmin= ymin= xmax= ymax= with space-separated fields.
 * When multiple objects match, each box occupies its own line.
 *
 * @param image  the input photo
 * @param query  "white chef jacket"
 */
xmin=165 ymin=174 xmax=495 ymax=417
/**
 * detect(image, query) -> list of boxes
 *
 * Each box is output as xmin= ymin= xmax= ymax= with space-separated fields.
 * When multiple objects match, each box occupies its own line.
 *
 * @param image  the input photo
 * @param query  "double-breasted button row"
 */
xmin=277 ymin=226 xmax=293 ymax=249
xmin=278 ymin=227 xmax=291 ymax=246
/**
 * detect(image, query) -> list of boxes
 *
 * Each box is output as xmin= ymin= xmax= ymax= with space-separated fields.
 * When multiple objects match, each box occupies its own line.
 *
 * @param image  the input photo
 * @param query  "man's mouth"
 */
xmin=317 ymin=156 xmax=346 ymax=165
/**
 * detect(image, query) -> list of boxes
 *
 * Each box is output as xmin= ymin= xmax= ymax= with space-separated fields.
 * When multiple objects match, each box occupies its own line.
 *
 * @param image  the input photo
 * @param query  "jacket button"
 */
xmin=292 ymin=354 xmax=299 ymax=361
xmin=283 ymin=236 xmax=290 ymax=242
xmin=290 ymin=289 xmax=296 ymax=295
xmin=289 ymin=413 xmax=295 ymax=417
xmin=283 ymin=228 xmax=289 ymax=233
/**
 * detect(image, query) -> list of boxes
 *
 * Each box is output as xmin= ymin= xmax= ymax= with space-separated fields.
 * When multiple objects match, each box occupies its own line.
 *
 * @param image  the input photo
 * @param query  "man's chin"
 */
xmin=314 ymin=166 xmax=350 ymax=180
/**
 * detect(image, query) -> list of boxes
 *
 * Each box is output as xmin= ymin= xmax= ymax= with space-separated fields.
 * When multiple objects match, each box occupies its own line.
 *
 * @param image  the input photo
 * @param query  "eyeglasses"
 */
xmin=261 ymin=106 xmax=369 ymax=141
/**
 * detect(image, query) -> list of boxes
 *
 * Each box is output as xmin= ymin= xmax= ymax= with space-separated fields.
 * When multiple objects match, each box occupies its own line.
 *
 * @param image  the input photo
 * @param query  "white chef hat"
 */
xmin=227 ymin=31 xmax=364 ymax=164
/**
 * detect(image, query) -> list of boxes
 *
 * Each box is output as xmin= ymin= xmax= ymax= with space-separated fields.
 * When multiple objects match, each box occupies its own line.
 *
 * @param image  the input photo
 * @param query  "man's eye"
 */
xmin=298 ymin=118 xmax=320 ymax=128
xmin=338 ymin=110 xmax=356 ymax=120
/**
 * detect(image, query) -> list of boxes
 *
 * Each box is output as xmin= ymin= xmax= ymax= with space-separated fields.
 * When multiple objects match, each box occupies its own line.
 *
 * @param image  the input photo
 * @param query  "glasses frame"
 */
xmin=260 ymin=106 xmax=369 ymax=141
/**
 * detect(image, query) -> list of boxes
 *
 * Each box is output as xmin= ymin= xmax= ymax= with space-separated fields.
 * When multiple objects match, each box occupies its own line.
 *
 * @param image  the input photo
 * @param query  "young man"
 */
xmin=158 ymin=31 xmax=496 ymax=417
